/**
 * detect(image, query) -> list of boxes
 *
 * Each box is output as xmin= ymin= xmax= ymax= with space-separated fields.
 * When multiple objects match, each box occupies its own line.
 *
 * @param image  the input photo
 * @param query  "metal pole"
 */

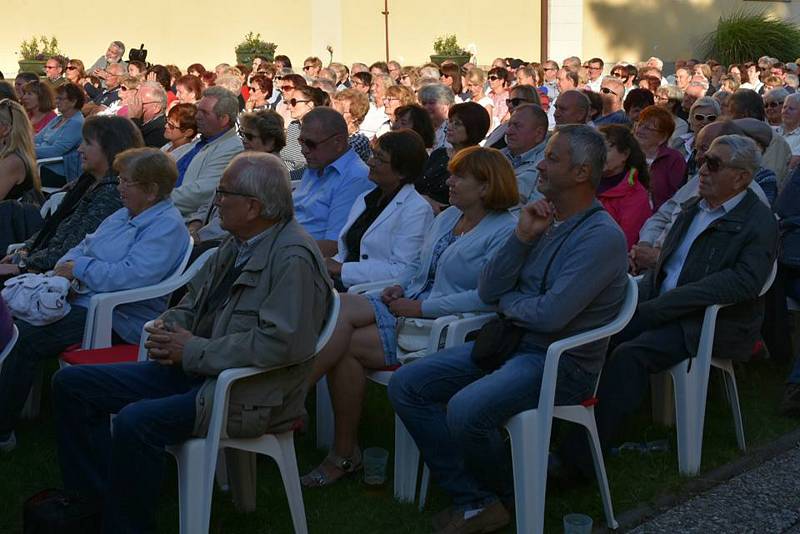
xmin=541 ymin=0 xmax=548 ymax=63
xmin=382 ymin=0 xmax=390 ymax=62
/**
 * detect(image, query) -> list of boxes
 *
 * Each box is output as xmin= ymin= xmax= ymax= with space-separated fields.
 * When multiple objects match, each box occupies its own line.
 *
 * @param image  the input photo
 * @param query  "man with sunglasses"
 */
xmin=542 ymin=60 xmax=560 ymax=99
xmin=293 ymin=107 xmax=371 ymax=257
xmin=44 ymin=56 xmax=67 ymax=87
xmin=561 ymin=133 xmax=777 ymax=481
xmin=485 ymin=85 xmax=541 ymax=149
xmin=594 ymin=77 xmax=630 ymax=126
xmin=302 ymin=57 xmax=322 ymax=79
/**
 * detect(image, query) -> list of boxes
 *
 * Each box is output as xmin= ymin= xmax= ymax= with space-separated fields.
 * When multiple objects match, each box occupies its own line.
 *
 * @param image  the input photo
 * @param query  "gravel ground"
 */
xmin=628 ymin=445 xmax=800 ymax=533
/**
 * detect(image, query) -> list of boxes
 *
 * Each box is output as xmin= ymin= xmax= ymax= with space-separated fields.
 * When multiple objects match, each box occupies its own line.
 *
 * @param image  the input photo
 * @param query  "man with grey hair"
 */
xmin=595 ymin=76 xmax=629 ymax=125
xmin=502 ymin=104 xmax=549 ymax=203
xmin=91 ymin=62 xmax=126 ymax=108
xmin=127 ymin=81 xmax=168 ymax=148
xmin=389 ymin=124 xmax=628 ymax=532
xmin=175 ymin=86 xmax=244 ymax=219
xmin=294 ymin=107 xmax=371 ymax=256
xmin=554 ymin=89 xmax=591 ymax=126
xmin=418 ymin=83 xmax=455 ymax=149
xmin=360 ymin=72 xmax=395 ymax=139
xmin=52 ymin=151 xmax=333 ymax=533
xmin=89 ymin=40 xmax=127 ymax=77
xmin=561 ymin=133 xmax=778 ymax=481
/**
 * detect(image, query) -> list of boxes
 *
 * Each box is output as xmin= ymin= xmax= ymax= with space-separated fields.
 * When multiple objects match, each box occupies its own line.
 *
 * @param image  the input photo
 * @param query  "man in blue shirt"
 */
xmin=293 ymin=107 xmax=372 ymax=257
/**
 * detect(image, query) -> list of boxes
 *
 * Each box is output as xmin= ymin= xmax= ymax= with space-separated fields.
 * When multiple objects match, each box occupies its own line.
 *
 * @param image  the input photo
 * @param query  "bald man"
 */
xmin=554 ymin=90 xmax=591 ymax=126
xmin=595 ymin=76 xmax=630 ymax=125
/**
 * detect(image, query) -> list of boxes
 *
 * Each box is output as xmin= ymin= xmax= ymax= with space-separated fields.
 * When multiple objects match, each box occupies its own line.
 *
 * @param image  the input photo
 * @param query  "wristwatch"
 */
xmin=17 ymin=259 xmax=28 ymax=274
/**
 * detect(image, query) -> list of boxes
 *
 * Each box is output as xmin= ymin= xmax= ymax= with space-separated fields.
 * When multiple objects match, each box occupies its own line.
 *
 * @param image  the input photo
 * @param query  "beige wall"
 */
xmin=1 ymin=0 xmax=540 ymax=77
xmin=582 ymin=0 xmax=800 ymax=65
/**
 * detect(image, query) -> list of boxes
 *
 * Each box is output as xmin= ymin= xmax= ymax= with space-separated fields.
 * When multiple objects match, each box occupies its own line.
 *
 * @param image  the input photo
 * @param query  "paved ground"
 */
xmin=628 ymin=444 xmax=800 ymax=533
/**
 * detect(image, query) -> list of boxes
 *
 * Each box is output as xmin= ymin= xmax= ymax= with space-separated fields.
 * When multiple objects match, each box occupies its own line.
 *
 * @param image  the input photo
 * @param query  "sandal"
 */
xmin=300 ymin=448 xmax=362 ymax=487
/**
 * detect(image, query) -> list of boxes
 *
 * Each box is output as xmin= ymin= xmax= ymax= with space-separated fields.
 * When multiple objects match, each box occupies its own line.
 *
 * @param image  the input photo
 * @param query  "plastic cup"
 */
xmin=563 ymin=513 xmax=593 ymax=534
xmin=362 ymin=447 xmax=389 ymax=486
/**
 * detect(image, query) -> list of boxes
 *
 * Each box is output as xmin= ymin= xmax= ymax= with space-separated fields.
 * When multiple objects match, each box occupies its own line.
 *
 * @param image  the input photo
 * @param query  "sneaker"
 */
xmin=434 ymin=500 xmax=510 ymax=534
xmin=779 ymin=383 xmax=800 ymax=417
xmin=0 ymin=432 xmax=16 ymax=453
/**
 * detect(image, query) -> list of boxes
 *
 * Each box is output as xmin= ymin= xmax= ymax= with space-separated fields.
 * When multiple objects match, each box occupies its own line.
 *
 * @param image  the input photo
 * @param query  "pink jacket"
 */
xmin=598 ymin=172 xmax=653 ymax=250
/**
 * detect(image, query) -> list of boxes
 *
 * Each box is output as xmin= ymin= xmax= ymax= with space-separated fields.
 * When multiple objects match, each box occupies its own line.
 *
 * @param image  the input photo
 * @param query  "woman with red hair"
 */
xmin=634 ymin=105 xmax=687 ymax=209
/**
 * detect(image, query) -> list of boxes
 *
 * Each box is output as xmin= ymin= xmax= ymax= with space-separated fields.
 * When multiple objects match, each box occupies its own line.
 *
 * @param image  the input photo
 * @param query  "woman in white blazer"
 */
xmin=326 ymin=130 xmax=434 ymax=289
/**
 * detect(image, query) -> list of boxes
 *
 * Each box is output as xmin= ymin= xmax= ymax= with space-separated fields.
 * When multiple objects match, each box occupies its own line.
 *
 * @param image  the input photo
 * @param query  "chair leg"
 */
xmin=671 ymin=367 xmax=702 ymax=476
xmin=393 ymin=416 xmax=420 ymax=503
xmin=418 ymin=465 xmax=430 ymax=511
xmin=170 ymin=440 xmax=214 ymax=534
xmin=506 ymin=412 xmax=548 ymax=534
xmin=215 ymin=449 xmax=230 ymax=492
xmin=717 ymin=364 xmax=746 ymax=451
xmin=583 ymin=414 xmax=619 ymax=530
xmin=21 ymin=365 xmax=43 ymax=420
xmin=315 ymin=377 xmax=334 ymax=450
xmin=274 ymin=432 xmax=308 ymax=534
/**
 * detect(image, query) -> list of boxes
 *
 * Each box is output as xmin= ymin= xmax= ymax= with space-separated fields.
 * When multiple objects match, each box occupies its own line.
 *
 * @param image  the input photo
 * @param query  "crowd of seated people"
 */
xmin=2 ymin=43 xmax=800 ymax=533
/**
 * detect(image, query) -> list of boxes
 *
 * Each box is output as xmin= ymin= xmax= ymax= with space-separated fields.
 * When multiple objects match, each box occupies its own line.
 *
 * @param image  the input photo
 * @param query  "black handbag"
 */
xmin=23 ymin=489 xmax=102 ymax=534
xmin=470 ymin=207 xmax=603 ymax=372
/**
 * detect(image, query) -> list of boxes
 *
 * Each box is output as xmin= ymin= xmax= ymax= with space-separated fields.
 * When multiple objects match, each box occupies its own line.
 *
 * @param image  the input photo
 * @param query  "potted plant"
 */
xmin=699 ymin=10 xmax=800 ymax=65
xmin=234 ymin=32 xmax=277 ymax=65
xmin=430 ymin=34 xmax=471 ymax=66
xmin=18 ymin=35 xmax=62 ymax=75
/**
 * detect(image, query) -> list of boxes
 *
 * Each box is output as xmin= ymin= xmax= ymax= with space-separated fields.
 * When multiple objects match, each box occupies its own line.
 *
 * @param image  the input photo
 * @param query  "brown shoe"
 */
xmin=434 ymin=501 xmax=510 ymax=534
xmin=432 ymin=506 xmax=459 ymax=531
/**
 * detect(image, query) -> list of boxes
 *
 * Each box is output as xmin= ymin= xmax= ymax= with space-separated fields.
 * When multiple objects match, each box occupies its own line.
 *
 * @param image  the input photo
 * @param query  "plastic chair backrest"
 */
xmin=0 ymin=325 xmax=19 ymax=368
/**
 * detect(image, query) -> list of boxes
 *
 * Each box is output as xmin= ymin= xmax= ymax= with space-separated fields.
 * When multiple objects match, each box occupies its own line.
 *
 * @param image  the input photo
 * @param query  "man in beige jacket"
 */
xmin=52 ymin=152 xmax=332 ymax=533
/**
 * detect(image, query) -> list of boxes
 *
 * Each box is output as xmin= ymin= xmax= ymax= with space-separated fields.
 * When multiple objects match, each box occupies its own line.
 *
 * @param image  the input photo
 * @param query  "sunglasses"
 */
xmin=66 ymin=66 xmax=78 ymax=71
xmin=505 ymin=97 xmax=528 ymax=107
xmin=215 ymin=187 xmax=256 ymax=199
xmin=766 ymin=101 xmax=784 ymax=109
xmin=600 ymin=87 xmax=619 ymax=97
xmin=238 ymin=130 xmax=258 ymax=142
xmin=703 ymin=154 xmax=727 ymax=172
xmin=488 ymin=75 xmax=500 ymax=81
xmin=302 ymin=65 xmax=313 ymax=71
xmin=281 ymin=85 xmax=295 ymax=92
xmin=693 ymin=113 xmax=717 ymax=121
xmin=288 ymin=98 xmax=311 ymax=107
xmin=298 ymin=132 xmax=338 ymax=150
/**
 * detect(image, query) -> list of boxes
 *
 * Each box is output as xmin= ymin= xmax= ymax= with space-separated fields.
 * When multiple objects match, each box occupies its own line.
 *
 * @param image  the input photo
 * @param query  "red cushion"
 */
xmin=61 ymin=344 xmax=139 ymax=365
xmin=581 ymin=397 xmax=599 ymax=407
xmin=378 ymin=364 xmax=401 ymax=372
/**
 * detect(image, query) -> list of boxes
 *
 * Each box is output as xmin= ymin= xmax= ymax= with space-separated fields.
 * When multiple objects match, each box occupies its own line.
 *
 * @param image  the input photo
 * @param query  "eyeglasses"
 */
xmin=543 ymin=67 xmax=557 ymax=71
xmin=703 ymin=154 xmax=734 ymax=173
xmin=288 ymin=98 xmax=311 ymax=107
xmin=505 ymin=97 xmax=528 ymax=108
xmin=66 ymin=66 xmax=78 ymax=71
xmin=281 ymin=85 xmax=295 ymax=92
xmin=600 ymin=87 xmax=619 ymax=97
xmin=298 ymin=132 xmax=338 ymax=150
xmin=368 ymin=152 xmax=391 ymax=165
xmin=45 ymin=65 xmax=59 ymax=70
xmin=238 ymin=130 xmax=258 ymax=142
xmin=488 ymin=75 xmax=500 ymax=81
xmin=693 ymin=113 xmax=717 ymax=121
xmin=766 ymin=101 xmax=784 ymax=109
xmin=118 ymin=176 xmax=141 ymax=188
xmin=120 ymin=85 xmax=135 ymax=91
xmin=166 ymin=121 xmax=182 ymax=130
xmin=302 ymin=65 xmax=313 ymax=71
xmin=215 ymin=187 xmax=256 ymax=199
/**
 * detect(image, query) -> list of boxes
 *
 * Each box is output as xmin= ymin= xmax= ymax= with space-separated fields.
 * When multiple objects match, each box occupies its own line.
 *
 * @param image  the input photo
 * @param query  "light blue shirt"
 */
xmin=34 ymin=112 xmax=84 ymax=178
xmin=501 ymin=139 xmax=547 ymax=203
xmin=59 ymin=199 xmax=190 ymax=343
xmin=293 ymin=148 xmax=372 ymax=241
xmin=660 ymin=190 xmax=747 ymax=295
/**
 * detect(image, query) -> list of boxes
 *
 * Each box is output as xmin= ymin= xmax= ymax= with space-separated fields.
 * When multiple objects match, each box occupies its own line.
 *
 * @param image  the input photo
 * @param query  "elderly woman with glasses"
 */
xmin=332 ymin=89 xmax=372 ymax=163
xmin=112 ymin=76 xmax=142 ymax=118
xmin=19 ymin=80 xmax=57 ymax=134
xmin=161 ymin=103 xmax=197 ymax=161
xmin=238 ymin=109 xmax=286 ymax=157
xmin=634 ymin=105 xmax=687 ymax=209
xmin=279 ymin=85 xmax=324 ymax=172
xmin=302 ymin=146 xmax=517 ymax=488
xmin=274 ymin=73 xmax=307 ymax=128
xmin=0 ymin=147 xmax=190 ymax=452
xmin=244 ymin=74 xmax=273 ymax=112
xmin=778 ymin=93 xmax=800 ymax=169
xmin=487 ymin=67 xmax=510 ymax=125
xmin=765 ymin=87 xmax=789 ymax=129
xmin=670 ymin=96 xmax=720 ymax=173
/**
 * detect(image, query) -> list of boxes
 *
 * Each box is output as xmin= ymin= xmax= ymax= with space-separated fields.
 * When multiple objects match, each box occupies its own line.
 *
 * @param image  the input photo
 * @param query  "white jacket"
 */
xmin=334 ymin=184 xmax=434 ymax=288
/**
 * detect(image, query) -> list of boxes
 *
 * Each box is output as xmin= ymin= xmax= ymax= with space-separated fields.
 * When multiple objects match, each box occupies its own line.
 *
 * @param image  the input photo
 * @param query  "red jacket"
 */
xmin=598 ymin=171 xmax=653 ymax=250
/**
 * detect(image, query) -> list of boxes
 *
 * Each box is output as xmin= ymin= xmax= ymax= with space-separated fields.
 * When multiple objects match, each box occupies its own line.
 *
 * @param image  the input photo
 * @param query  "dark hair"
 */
xmin=200 ymin=71 xmax=216 ymax=86
xmin=187 ymin=63 xmax=206 ymax=75
xmin=82 ymin=116 xmax=145 ymax=170
xmin=375 ymin=129 xmax=428 ymax=184
xmin=240 ymin=109 xmax=286 ymax=152
xmin=393 ymin=104 xmax=435 ymax=149
xmin=274 ymin=54 xmax=292 ymax=68
xmin=294 ymin=85 xmax=329 ymax=107
xmin=562 ymin=69 xmax=579 ymax=87
xmin=449 ymin=102 xmax=491 ymax=145
xmin=599 ymin=124 xmax=651 ymax=188
xmin=175 ymin=75 xmax=203 ymax=100
xmin=731 ymin=89 xmax=766 ymax=121
xmin=249 ymin=74 xmax=273 ymax=96
xmin=509 ymin=84 xmax=542 ymax=105
xmin=22 ymin=80 xmax=55 ymax=112
xmin=352 ymin=71 xmax=372 ymax=87
xmin=56 ymin=83 xmax=86 ymax=109
xmin=588 ymin=57 xmax=605 ymax=68
xmin=624 ymin=88 xmax=655 ymax=114
xmin=0 ymin=81 xmax=17 ymax=103
xmin=281 ymin=73 xmax=307 ymax=89
xmin=167 ymin=103 xmax=197 ymax=134
xmin=16 ymin=72 xmax=39 ymax=86
xmin=580 ymin=89 xmax=603 ymax=120
xmin=439 ymin=63 xmax=463 ymax=95
xmin=369 ymin=61 xmax=389 ymax=74
xmin=128 ymin=60 xmax=147 ymax=73
xmin=49 ymin=55 xmax=68 ymax=70
xmin=487 ymin=67 xmax=509 ymax=85
xmin=146 ymin=65 xmax=172 ymax=93
xmin=165 ymin=65 xmax=182 ymax=84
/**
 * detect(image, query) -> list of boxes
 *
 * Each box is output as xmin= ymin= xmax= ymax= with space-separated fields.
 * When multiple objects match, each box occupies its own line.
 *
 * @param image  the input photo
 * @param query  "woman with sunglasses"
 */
xmin=486 ymin=67 xmax=510 ymax=125
xmin=439 ymin=63 xmax=467 ymax=103
xmin=465 ymin=68 xmax=494 ymax=124
xmin=244 ymin=74 xmax=273 ymax=112
xmin=113 ymin=76 xmax=142 ymax=118
xmin=670 ymin=97 xmax=720 ymax=173
xmin=161 ymin=103 xmax=197 ymax=161
xmin=0 ymin=99 xmax=41 ymax=203
xmin=634 ymin=105 xmax=687 ymax=210
xmin=18 ymin=80 xmax=56 ymax=134
xmin=279 ymin=85 xmax=325 ymax=172
xmin=64 ymin=59 xmax=99 ymax=101
xmin=765 ymin=88 xmax=789 ymax=129
xmin=301 ymin=146 xmax=517 ymax=488
xmin=274 ymin=73 xmax=307 ymax=129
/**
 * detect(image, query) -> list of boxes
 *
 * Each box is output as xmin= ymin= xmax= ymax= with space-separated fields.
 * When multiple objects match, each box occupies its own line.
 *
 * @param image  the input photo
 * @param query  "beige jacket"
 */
xmin=161 ymin=218 xmax=332 ymax=438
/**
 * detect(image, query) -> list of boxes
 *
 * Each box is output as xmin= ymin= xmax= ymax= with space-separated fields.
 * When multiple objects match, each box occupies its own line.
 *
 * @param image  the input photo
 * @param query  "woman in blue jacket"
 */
xmin=35 ymin=83 xmax=85 ymax=187
xmin=302 ymin=146 xmax=519 ymax=487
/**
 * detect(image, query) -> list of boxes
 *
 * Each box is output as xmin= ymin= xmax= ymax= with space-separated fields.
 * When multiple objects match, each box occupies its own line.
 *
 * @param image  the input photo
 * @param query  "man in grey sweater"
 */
xmin=389 ymin=125 xmax=628 ymax=534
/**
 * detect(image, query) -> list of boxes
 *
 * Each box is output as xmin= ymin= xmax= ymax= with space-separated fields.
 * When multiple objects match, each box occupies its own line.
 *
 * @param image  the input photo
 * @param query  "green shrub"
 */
xmin=19 ymin=35 xmax=61 ymax=61
xmin=432 ymin=34 xmax=467 ymax=56
xmin=700 ymin=10 xmax=800 ymax=64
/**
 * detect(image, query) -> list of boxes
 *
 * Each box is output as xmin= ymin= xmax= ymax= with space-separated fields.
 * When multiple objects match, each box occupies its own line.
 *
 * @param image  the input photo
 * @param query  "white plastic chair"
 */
xmin=166 ymin=288 xmax=340 ymax=534
xmin=315 ymin=279 xmax=496 ymax=505
xmin=667 ymin=261 xmax=777 ymax=476
xmin=40 ymin=191 xmax=67 ymax=218
xmin=36 ymin=157 xmax=67 ymax=195
xmin=499 ymin=275 xmax=638 ymax=534
xmin=0 ymin=325 xmax=20 ymax=369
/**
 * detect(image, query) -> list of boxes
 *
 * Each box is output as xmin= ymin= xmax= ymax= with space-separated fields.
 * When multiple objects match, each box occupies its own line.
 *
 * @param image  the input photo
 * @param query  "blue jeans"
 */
xmin=0 ymin=306 xmax=87 ymax=434
xmin=52 ymin=361 xmax=203 ymax=534
xmin=387 ymin=341 xmax=596 ymax=507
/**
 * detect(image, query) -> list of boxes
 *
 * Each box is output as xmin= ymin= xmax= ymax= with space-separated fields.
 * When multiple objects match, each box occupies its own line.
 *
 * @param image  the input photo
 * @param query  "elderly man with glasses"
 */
xmin=44 ymin=56 xmax=67 ymax=87
xmin=293 ymin=107 xmax=372 ymax=257
xmin=585 ymin=57 xmax=605 ymax=92
xmin=126 ymin=81 xmax=168 ymax=148
xmin=486 ymin=85 xmax=542 ymax=149
xmin=595 ymin=76 xmax=630 ymax=126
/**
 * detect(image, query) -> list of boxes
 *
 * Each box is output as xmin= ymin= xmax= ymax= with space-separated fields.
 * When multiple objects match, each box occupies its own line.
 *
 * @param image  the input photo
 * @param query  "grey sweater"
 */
xmin=478 ymin=201 xmax=629 ymax=373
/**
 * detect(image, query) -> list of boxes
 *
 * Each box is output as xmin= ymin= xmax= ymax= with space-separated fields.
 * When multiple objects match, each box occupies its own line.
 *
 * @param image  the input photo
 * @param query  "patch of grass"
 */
xmin=0 ymin=357 xmax=797 ymax=533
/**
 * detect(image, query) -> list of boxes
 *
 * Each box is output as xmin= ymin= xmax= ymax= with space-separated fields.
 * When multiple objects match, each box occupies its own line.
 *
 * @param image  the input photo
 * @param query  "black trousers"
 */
xmin=559 ymin=312 xmax=692 ymax=476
